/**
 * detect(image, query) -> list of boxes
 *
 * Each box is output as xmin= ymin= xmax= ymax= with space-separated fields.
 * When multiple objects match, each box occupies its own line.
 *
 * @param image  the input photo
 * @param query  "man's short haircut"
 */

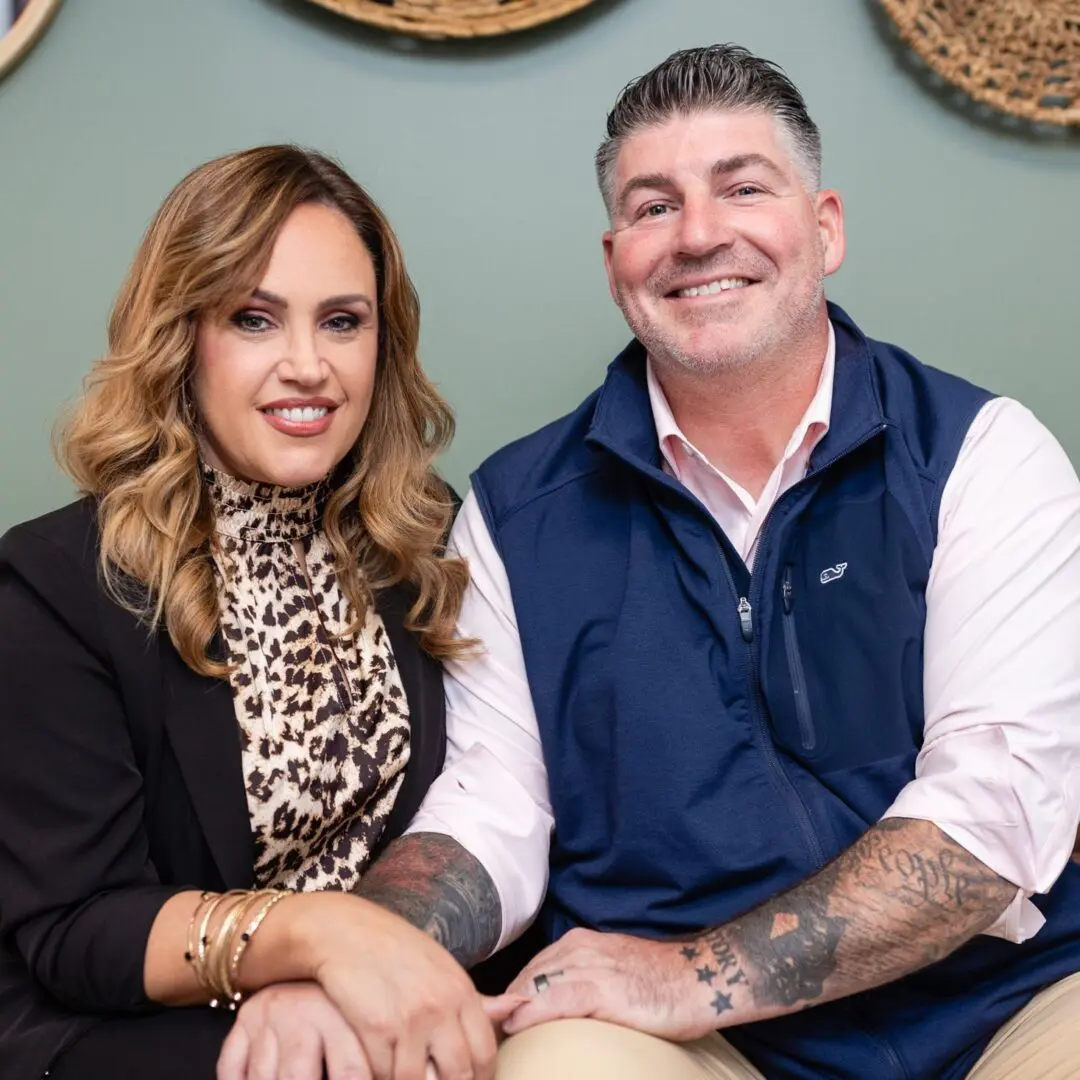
xmin=596 ymin=44 xmax=822 ymax=218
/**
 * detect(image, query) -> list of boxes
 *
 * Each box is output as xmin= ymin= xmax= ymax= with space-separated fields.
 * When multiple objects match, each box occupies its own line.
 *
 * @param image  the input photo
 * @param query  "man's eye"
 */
xmin=323 ymin=314 xmax=361 ymax=333
xmin=231 ymin=312 xmax=272 ymax=333
xmin=641 ymin=204 xmax=669 ymax=219
xmin=733 ymin=185 xmax=763 ymax=197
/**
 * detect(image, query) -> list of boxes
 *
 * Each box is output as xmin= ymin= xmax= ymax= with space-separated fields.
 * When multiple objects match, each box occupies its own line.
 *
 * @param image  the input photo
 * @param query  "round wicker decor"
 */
xmin=879 ymin=0 xmax=1080 ymax=126
xmin=303 ymin=0 xmax=600 ymax=39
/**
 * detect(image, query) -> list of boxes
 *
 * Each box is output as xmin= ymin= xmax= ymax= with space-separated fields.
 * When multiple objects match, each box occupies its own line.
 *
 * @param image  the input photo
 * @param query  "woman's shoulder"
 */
xmin=0 ymin=497 xmax=99 ymax=575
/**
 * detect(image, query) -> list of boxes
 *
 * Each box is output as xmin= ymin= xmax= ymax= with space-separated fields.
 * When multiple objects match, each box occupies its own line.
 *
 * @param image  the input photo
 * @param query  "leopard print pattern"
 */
xmin=206 ymin=467 xmax=411 ymax=892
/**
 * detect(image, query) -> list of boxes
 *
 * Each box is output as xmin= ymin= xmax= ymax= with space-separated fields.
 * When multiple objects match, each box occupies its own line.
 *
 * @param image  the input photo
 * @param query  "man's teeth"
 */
xmin=267 ymin=406 xmax=329 ymax=423
xmin=677 ymin=278 xmax=751 ymax=298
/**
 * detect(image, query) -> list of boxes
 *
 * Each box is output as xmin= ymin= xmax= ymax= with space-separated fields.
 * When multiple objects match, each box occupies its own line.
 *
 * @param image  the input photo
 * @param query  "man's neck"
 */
xmin=652 ymin=318 xmax=830 ymax=501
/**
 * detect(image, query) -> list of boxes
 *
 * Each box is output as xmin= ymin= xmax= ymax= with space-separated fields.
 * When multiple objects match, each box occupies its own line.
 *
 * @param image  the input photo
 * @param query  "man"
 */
xmin=364 ymin=45 xmax=1080 ymax=1079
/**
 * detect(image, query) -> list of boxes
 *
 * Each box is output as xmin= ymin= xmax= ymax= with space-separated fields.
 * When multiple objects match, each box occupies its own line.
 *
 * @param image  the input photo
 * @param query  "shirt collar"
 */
xmin=647 ymin=321 xmax=836 ymax=481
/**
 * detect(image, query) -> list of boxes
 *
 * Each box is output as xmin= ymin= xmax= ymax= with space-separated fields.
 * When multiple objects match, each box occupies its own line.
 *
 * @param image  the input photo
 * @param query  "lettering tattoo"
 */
xmin=681 ymin=818 xmax=1015 ymax=1023
xmin=356 ymin=832 xmax=501 ymax=968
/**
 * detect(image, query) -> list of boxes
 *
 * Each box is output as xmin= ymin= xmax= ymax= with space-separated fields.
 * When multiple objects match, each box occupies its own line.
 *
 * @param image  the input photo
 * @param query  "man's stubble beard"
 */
xmin=615 ymin=274 xmax=826 ymax=382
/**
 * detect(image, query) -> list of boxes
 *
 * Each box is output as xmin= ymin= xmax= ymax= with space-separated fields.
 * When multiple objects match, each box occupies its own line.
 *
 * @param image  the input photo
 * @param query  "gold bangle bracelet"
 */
xmin=225 ymin=890 xmax=291 ymax=1004
xmin=184 ymin=890 xmax=216 ymax=986
xmin=206 ymin=893 xmax=252 ymax=1009
xmin=194 ymin=890 xmax=247 ymax=998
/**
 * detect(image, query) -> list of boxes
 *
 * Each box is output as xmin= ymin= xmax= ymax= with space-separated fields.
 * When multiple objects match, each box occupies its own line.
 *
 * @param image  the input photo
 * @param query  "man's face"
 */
xmin=603 ymin=109 xmax=845 ymax=377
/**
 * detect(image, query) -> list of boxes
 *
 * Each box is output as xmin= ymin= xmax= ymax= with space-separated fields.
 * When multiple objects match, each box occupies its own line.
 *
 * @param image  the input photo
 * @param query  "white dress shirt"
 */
xmin=405 ymin=325 xmax=1080 ymax=950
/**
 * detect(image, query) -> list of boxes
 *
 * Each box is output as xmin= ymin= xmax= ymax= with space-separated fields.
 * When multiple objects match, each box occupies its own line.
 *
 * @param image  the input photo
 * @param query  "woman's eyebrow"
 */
xmin=248 ymin=289 xmax=373 ymax=308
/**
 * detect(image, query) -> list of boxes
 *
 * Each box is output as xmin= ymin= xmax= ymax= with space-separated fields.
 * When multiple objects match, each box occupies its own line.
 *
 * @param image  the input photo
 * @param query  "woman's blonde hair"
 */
xmin=58 ymin=145 xmax=469 ymax=676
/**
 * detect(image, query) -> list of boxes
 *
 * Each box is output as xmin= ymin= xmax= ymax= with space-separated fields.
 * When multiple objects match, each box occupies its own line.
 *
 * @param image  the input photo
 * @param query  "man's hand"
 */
xmin=502 ymin=929 xmax=710 ymax=1040
xmin=501 ymin=819 xmax=1016 ymax=1038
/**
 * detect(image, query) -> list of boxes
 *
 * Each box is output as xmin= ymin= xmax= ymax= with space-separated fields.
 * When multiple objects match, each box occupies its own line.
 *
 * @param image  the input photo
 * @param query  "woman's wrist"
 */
xmin=263 ymin=890 xmax=370 ymax=985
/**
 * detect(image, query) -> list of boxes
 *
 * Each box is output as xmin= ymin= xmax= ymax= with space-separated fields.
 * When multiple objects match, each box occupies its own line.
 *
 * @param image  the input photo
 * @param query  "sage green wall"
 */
xmin=1 ymin=0 xmax=1078 ymax=530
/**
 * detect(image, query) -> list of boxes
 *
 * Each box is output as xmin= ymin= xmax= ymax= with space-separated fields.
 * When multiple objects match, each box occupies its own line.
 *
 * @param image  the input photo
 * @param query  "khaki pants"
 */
xmin=496 ymin=971 xmax=1080 ymax=1079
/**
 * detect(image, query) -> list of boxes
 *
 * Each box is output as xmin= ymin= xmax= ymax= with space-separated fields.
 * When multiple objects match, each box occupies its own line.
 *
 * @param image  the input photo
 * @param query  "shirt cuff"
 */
xmin=981 ymin=887 xmax=1045 ymax=943
xmin=881 ymin=725 xmax=1051 ymax=943
xmin=404 ymin=742 xmax=552 ymax=955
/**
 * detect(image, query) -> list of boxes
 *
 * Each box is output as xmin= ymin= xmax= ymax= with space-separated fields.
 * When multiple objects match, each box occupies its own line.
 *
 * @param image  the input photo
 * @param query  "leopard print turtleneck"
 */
xmin=205 ymin=467 xmax=411 ymax=892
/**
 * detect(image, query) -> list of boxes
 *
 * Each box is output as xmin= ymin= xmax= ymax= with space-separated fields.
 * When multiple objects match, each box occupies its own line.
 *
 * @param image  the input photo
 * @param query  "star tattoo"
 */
xmin=712 ymin=991 xmax=733 ymax=1015
xmin=696 ymin=966 xmax=717 ymax=984
xmin=680 ymin=945 xmax=701 ymax=961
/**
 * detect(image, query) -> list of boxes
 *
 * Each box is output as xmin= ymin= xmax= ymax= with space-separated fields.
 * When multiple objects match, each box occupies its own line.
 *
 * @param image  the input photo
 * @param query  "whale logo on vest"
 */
xmin=819 ymin=562 xmax=848 ymax=585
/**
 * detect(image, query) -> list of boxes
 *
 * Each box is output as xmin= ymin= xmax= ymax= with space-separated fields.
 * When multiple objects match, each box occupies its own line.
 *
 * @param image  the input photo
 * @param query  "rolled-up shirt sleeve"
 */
xmin=882 ymin=397 xmax=1080 ymax=942
xmin=403 ymin=491 xmax=553 ymax=953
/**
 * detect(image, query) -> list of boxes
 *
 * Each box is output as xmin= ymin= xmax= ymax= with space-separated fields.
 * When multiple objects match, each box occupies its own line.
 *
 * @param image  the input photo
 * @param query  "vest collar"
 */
xmin=585 ymin=302 xmax=887 ymax=480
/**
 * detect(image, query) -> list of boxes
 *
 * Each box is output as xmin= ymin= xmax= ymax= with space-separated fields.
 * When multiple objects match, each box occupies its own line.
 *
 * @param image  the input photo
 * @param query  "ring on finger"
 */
xmin=532 ymin=969 xmax=564 ymax=994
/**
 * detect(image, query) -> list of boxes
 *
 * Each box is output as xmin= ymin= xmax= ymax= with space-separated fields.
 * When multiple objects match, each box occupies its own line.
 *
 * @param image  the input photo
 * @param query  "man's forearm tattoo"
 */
xmin=687 ymin=818 xmax=1015 ymax=1020
xmin=357 ymin=832 xmax=502 ymax=968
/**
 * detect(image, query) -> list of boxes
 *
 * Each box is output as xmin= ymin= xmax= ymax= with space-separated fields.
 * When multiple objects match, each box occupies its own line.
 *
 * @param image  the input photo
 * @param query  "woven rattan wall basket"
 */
xmin=878 ymin=0 xmax=1080 ymax=127
xmin=302 ymin=0 xmax=600 ymax=39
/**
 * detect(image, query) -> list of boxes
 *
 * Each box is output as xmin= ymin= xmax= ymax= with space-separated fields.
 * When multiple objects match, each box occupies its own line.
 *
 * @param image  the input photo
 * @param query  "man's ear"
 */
xmin=602 ymin=231 xmax=619 ymax=303
xmin=816 ymin=189 xmax=846 ymax=277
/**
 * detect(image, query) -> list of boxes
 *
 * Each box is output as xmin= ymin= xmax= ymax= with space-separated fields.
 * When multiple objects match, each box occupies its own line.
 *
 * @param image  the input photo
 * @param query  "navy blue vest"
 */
xmin=472 ymin=305 xmax=1080 ymax=1080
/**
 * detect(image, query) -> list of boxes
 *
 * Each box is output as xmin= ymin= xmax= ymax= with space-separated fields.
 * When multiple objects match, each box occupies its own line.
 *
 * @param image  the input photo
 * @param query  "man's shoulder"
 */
xmin=854 ymin=328 xmax=998 ymax=477
xmin=471 ymin=384 xmax=608 ymax=527
xmin=860 ymin=326 xmax=997 ymax=414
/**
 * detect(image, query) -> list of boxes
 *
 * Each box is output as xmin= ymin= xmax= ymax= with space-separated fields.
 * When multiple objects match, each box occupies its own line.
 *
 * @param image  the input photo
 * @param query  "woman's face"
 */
xmin=193 ymin=202 xmax=380 ymax=488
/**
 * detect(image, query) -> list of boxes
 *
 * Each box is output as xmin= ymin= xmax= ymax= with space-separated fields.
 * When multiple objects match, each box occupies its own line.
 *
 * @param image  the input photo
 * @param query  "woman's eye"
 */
xmin=231 ymin=311 xmax=272 ymax=333
xmin=322 ymin=313 xmax=361 ymax=333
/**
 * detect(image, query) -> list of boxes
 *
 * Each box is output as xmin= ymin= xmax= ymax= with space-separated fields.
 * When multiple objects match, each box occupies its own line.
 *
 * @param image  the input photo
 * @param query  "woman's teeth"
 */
xmin=267 ymin=406 xmax=329 ymax=423
xmin=677 ymin=277 xmax=751 ymax=298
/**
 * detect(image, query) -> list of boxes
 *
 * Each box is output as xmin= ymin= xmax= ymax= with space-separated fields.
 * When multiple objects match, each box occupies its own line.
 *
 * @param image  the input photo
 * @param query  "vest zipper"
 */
xmin=737 ymin=597 xmax=753 ymax=641
xmin=716 ymin=556 xmax=826 ymax=870
xmin=782 ymin=566 xmax=817 ymax=752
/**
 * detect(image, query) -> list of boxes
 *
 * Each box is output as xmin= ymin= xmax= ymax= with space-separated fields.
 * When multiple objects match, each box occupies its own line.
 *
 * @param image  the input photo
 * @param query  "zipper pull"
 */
xmin=737 ymin=596 xmax=754 ymax=642
xmin=782 ymin=566 xmax=794 ymax=615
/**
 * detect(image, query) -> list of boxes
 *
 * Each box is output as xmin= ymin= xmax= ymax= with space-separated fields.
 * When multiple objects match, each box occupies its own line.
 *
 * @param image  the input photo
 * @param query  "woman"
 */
xmin=0 ymin=146 xmax=501 ymax=1080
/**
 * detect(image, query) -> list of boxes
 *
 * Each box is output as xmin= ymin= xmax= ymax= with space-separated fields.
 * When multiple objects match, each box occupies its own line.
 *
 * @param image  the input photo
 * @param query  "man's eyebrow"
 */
xmin=711 ymin=153 xmax=785 ymax=180
xmin=617 ymin=173 xmax=674 ymax=217
xmin=249 ymin=289 xmax=374 ymax=308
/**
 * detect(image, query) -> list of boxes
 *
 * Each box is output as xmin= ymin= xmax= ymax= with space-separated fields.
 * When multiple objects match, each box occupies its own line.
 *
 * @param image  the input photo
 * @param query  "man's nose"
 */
xmin=675 ymin=197 xmax=737 ymax=259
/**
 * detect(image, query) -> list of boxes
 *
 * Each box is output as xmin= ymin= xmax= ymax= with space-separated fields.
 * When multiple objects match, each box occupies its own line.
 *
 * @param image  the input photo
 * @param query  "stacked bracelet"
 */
xmin=224 ymin=890 xmax=291 ymax=1003
xmin=183 ymin=888 xmax=290 ymax=1009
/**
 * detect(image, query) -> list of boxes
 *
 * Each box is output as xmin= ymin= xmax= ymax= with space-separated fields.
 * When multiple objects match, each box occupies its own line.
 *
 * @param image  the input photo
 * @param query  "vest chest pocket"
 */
xmin=763 ymin=505 xmax=929 ymax=772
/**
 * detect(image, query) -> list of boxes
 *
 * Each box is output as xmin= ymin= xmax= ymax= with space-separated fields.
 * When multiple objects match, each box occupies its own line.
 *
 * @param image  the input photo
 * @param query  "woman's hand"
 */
xmin=217 ymin=981 xmax=522 ymax=1080
xmin=217 ymin=981 xmax=368 ymax=1080
xmin=297 ymin=893 xmax=499 ymax=1080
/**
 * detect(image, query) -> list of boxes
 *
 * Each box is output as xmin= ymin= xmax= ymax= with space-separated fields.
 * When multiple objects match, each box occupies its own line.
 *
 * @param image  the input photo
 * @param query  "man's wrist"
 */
xmin=673 ymin=935 xmax=753 ymax=1033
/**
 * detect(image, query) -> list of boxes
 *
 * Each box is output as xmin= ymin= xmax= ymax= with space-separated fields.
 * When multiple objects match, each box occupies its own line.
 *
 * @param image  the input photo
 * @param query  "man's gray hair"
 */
xmin=596 ymin=44 xmax=822 ymax=218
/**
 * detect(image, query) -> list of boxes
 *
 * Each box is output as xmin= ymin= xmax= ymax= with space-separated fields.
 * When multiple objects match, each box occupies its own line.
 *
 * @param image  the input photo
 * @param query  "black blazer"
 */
xmin=0 ymin=500 xmax=447 ymax=1080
